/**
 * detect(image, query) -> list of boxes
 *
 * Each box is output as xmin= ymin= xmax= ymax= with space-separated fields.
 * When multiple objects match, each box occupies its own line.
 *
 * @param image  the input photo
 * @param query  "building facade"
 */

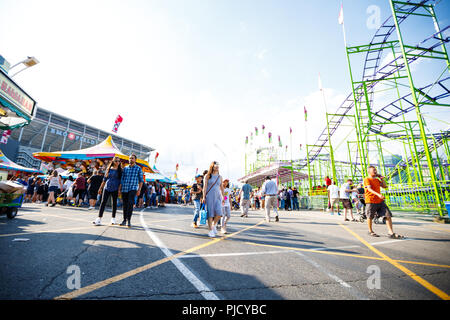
xmin=3 ymin=106 xmax=154 ymax=169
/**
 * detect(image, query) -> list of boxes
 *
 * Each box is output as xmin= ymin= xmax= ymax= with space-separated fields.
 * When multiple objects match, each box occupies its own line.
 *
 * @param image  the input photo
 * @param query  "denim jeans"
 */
xmin=193 ymin=199 xmax=201 ymax=223
xmin=280 ymin=199 xmax=285 ymax=209
xmin=293 ymin=197 xmax=299 ymax=210
xmin=98 ymin=189 xmax=118 ymax=218
xmin=122 ymin=190 xmax=137 ymax=221
xmin=150 ymin=193 xmax=157 ymax=207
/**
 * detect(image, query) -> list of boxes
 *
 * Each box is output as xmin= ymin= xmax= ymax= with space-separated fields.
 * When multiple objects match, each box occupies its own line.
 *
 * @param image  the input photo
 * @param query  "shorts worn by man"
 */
xmin=364 ymin=176 xmax=391 ymax=220
xmin=364 ymin=166 xmax=403 ymax=239
xmin=240 ymin=181 xmax=252 ymax=217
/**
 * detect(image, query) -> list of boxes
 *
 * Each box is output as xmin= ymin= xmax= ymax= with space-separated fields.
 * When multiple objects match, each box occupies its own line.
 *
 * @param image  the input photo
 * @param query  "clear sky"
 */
xmin=1 ymin=0 xmax=449 ymax=182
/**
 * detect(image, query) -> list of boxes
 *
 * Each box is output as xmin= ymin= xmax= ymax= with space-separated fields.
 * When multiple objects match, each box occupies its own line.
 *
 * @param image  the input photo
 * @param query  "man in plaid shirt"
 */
xmin=118 ymin=154 xmax=143 ymax=228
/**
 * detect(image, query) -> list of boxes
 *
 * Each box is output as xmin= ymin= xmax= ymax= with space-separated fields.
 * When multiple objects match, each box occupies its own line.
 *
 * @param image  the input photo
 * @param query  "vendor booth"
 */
xmin=33 ymin=135 xmax=154 ymax=173
xmin=0 ymin=150 xmax=40 ymax=219
xmin=149 ymin=165 xmax=178 ymax=184
xmin=0 ymin=68 xmax=38 ymax=219
xmin=238 ymin=161 xmax=308 ymax=187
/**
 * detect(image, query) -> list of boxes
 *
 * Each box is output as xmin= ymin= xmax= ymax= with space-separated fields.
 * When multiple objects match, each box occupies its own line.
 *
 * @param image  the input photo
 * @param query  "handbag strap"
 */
xmin=205 ymin=175 xmax=220 ymax=198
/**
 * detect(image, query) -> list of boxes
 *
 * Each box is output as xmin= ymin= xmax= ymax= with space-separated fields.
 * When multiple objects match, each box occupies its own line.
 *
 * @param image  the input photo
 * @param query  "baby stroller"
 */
xmin=56 ymin=189 xmax=68 ymax=206
xmin=355 ymin=192 xmax=367 ymax=223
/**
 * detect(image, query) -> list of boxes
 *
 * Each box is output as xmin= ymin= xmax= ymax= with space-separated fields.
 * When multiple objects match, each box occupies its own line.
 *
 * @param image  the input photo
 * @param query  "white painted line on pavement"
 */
xmin=179 ymin=250 xmax=291 ymax=259
xmin=294 ymin=252 xmax=369 ymax=300
xmin=308 ymin=245 xmax=361 ymax=251
xmin=370 ymin=238 xmax=414 ymax=246
xmin=139 ymin=210 xmax=220 ymax=300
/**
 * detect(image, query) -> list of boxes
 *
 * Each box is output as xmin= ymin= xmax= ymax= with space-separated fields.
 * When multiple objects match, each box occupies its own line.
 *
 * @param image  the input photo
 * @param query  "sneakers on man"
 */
xmin=212 ymin=226 xmax=218 ymax=235
xmin=93 ymin=217 xmax=101 ymax=226
xmin=110 ymin=218 xmax=116 ymax=225
xmin=88 ymin=207 xmax=95 ymax=210
xmin=120 ymin=220 xmax=127 ymax=226
xmin=191 ymin=222 xmax=198 ymax=229
xmin=275 ymin=216 xmax=279 ymax=222
xmin=208 ymin=230 xmax=216 ymax=238
xmin=127 ymin=221 xmax=131 ymax=228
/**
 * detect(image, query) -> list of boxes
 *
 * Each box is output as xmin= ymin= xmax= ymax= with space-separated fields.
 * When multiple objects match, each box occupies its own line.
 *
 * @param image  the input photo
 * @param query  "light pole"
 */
xmin=213 ymin=143 xmax=230 ymax=178
xmin=9 ymin=56 xmax=39 ymax=78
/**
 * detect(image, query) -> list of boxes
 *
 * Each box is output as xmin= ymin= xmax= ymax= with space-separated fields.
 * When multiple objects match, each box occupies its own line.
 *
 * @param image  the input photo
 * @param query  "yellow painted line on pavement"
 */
xmin=245 ymin=241 xmax=450 ymax=269
xmin=54 ymin=220 xmax=265 ymax=300
xmin=245 ymin=241 xmax=386 ymax=262
xmin=339 ymin=223 xmax=450 ymax=300
xmin=396 ymin=259 xmax=450 ymax=269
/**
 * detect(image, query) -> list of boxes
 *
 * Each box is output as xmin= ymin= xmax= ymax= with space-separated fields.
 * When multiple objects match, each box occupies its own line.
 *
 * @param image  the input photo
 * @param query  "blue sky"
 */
xmin=1 ymin=0 xmax=449 ymax=182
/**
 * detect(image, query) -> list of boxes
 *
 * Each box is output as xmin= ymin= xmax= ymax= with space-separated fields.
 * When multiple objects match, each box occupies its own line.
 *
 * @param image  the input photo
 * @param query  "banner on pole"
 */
xmin=112 ymin=115 xmax=123 ymax=133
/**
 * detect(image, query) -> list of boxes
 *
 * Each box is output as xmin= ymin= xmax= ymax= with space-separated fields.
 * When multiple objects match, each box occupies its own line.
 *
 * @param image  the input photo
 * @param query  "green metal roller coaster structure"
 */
xmin=245 ymin=0 xmax=450 ymax=216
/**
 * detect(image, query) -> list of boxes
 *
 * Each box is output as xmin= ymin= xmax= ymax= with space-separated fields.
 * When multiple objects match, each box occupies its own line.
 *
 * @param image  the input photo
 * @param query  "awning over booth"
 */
xmin=238 ymin=161 xmax=308 ymax=187
xmin=148 ymin=165 xmax=178 ymax=184
xmin=33 ymin=135 xmax=154 ymax=173
xmin=0 ymin=149 xmax=40 ymax=173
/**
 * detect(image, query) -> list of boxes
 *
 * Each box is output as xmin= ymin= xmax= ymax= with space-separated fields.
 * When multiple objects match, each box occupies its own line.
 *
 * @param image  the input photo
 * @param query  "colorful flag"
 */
xmin=154 ymin=152 xmax=159 ymax=164
xmin=278 ymin=135 xmax=282 ymax=147
xmin=0 ymin=130 xmax=11 ymax=144
xmin=245 ymin=136 xmax=249 ymax=144
xmin=112 ymin=115 xmax=123 ymax=133
xmin=255 ymin=127 xmax=258 ymax=136
xmin=338 ymin=3 xmax=344 ymax=25
xmin=262 ymin=125 xmax=265 ymax=134
xmin=304 ymin=106 xmax=308 ymax=122
xmin=176 ymin=163 xmax=179 ymax=171
xmin=290 ymin=127 xmax=292 ymax=135
xmin=300 ymin=144 xmax=302 ymax=150
xmin=251 ymin=132 xmax=253 ymax=140
xmin=268 ymin=132 xmax=272 ymax=144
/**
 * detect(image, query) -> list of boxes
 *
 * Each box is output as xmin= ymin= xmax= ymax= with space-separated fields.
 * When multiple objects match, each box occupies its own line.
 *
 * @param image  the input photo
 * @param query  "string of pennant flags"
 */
xmin=244 ymin=104 xmax=308 ymax=150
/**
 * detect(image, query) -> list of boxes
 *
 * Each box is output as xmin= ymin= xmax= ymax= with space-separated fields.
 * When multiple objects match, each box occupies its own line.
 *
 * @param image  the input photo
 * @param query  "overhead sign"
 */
xmin=0 ymin=69 xmax=35 ymax=118
xmin=49 ymin=127 xmax=96 ymax=145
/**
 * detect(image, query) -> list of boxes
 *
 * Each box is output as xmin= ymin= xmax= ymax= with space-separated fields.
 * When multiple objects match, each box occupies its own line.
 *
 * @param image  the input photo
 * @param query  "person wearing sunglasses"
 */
xmin=93 ymin=157 xmax=122 ymax=226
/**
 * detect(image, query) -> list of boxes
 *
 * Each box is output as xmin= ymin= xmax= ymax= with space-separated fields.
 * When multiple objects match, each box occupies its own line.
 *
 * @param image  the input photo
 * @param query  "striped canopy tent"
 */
xmin=238 ymin=161 xmax=308 ymax=187
xmin=0 ymin=149 xmax=40 ymax=173
xmin=33 ymin=135 xmax=154 ymax=173
xmin=149 ymin=165 xmax=178 ymax=184
xmin=145 ymin=172 xmax=166 ymax=182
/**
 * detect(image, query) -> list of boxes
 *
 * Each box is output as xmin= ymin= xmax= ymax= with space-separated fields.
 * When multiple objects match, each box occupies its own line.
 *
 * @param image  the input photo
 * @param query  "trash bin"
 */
xmin=445 ymin=201 xmax=450 ymax=218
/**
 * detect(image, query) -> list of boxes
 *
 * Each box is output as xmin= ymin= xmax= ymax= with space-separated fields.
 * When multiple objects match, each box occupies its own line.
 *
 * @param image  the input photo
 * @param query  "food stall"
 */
xmin=0 ymin=67 xmax=38 ymax=219
xmin=0 ymin=150 xmax=40 ymax=219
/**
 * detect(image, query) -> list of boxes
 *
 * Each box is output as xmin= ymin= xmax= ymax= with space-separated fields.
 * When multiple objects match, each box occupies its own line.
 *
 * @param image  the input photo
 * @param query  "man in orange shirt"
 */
xmin=364 ymin=166 xmax=404 ymax=239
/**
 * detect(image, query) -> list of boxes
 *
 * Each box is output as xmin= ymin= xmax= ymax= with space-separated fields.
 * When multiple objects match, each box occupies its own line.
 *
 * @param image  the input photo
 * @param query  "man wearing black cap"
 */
xmin=261 ymin=176 xmax=279 ymax=222
xmin=191 ymin=174 xmax=203 ymax=228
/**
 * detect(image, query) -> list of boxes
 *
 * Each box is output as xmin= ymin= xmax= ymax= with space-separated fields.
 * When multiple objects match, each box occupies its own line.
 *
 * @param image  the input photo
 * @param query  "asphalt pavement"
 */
xmin=0 ymin=202 xmax=449 ymax=300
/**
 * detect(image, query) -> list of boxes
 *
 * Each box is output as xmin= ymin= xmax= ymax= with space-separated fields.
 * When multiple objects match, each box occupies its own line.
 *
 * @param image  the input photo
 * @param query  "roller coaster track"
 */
xmin=385 ymin=128 xmax=450 ymax=180
xmin=299 ymin=0 xmax=449 ymax=170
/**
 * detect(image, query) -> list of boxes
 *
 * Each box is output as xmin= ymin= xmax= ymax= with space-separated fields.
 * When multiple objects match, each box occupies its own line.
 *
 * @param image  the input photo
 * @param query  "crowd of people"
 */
xmin=324 ymin=169 xmax=403 ymax=239
xmin=12 ymin=157 xmax=403 ymax=239
xmin=188 ymin=163 xmax=403 ymax=239
xmin=16 ymin=155 xmax=177 ymax=227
